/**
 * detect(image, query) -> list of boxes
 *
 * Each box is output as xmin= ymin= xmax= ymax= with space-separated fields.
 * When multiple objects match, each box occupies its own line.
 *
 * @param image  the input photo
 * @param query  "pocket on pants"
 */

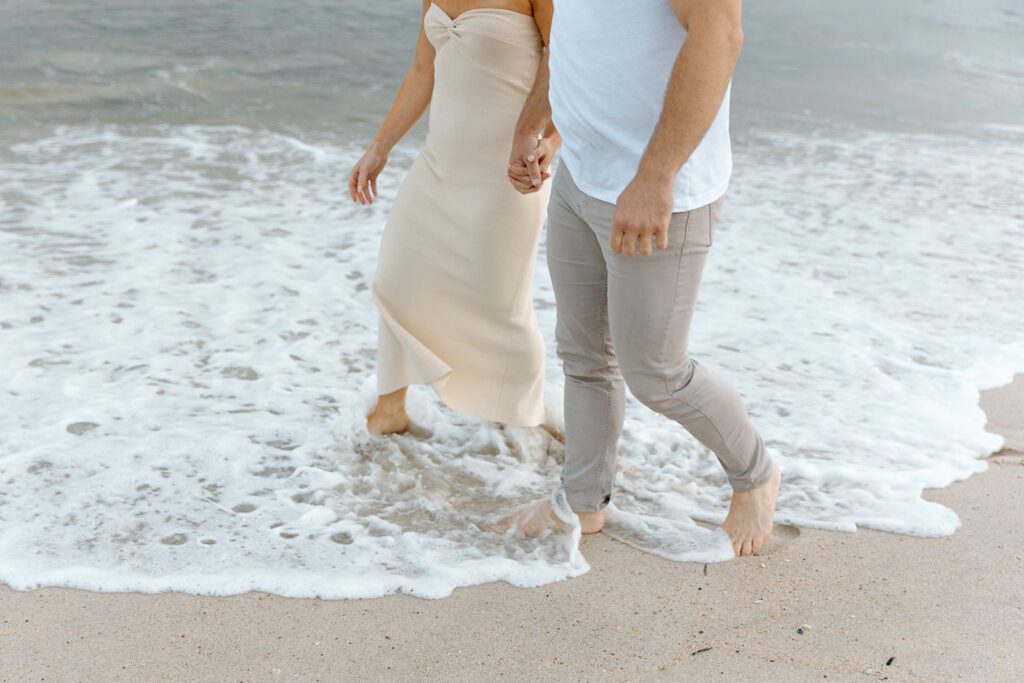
xmin=708 ymin=195 xmax=727 ymax=246
xmin=682 ymin=205 xmax=712 ymax=250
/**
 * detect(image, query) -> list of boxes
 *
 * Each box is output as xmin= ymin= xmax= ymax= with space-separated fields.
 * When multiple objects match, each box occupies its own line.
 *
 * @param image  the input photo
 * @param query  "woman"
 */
xmin=348 ymin=1 xmax=558 ymax=434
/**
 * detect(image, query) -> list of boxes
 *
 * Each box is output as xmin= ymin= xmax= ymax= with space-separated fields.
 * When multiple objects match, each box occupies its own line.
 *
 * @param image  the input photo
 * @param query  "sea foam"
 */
xmin=0 ymin=125 xmax=1020 ymax=598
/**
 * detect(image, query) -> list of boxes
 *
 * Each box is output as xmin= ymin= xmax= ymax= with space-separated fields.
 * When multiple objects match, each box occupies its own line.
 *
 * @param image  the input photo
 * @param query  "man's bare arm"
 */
xmin=514 ymin=52 xmax=553 ymax=140
xmin=509 ymin=53 xmax=561 ymax=191
xmin=508 ymin=0 xmax=560 ymax=193
xmin=636 ymin=0 xmax=743 ymax=185
xmin=611 ymin=0 xmax=743 ymax=256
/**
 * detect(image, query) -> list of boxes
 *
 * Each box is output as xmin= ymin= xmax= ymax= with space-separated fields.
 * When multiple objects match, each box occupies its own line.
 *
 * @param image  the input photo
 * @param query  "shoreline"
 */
xmin=1 ymin=375 xmax=1021 ymax=681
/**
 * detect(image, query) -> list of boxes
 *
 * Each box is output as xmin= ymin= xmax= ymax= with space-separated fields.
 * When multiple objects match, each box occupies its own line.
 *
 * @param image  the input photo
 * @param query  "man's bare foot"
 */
xmin=366 ymin=391 xmax=409 ymax=434
xmin=484 ymin=499 xmax=605 ymax=536
xmin=721 ymin=461 xmax=782 ymax=557
xmin=576 ymin=510 xmax=604 ymax=535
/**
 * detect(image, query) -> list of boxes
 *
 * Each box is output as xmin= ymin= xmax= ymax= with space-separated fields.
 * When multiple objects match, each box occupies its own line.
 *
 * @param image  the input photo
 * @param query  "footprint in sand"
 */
xmin=691 ymin=520 xmax=802 ymax=557
xmin=756 ymin=524 xmax=801 ymax=556
xmin=66 ymin=421 xmax=99 ymax=435
xmin=160 ymin=533 xmax=188 ymax=546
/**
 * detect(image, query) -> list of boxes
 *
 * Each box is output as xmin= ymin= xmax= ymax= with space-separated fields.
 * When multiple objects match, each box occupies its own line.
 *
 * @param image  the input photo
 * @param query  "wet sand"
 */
xmin=1 ymin=376 xmax=1021 ymax=682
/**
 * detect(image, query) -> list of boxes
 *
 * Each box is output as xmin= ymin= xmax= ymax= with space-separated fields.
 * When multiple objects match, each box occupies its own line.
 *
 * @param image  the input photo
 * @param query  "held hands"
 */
xmin=611 ymin=174 xmax=674 ymax=257
xmin=348 ymin=143 xmax=389 ymax=205
xmin=507 ymin=134 xmax=556 ymax=194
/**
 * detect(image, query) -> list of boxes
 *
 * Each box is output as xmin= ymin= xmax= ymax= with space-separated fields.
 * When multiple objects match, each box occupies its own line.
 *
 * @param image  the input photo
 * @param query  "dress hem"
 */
xmin=373 ymin=283 xmax=545 ymax=428
xmin=379 ymin=371 xmax=546 ymax=429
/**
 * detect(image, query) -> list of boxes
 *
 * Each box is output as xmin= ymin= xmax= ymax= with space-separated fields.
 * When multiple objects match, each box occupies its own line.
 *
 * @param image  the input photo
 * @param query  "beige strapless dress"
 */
xmin=372 ymin=5 xmax=550 ymax=426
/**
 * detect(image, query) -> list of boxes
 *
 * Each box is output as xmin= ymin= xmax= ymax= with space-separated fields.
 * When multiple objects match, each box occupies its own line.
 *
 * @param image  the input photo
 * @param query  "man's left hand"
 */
xmin=611 ymin=175 xmax=674 ymax=257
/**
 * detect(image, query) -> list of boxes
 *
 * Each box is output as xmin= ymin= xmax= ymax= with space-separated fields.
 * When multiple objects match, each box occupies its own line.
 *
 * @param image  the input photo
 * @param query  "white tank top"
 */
xmin=549 ymin=0 xmax=732 ymax=212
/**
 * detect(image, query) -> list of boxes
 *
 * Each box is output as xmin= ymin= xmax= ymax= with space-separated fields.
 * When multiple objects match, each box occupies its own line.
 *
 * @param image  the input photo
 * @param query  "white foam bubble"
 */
xmin=0 ymin=125 xmax=1020 ymax=598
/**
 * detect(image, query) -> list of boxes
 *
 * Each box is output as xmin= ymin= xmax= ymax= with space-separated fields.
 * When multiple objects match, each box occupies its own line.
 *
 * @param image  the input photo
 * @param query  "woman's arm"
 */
xmin=349 ymin=0 xmax=436 ymax=205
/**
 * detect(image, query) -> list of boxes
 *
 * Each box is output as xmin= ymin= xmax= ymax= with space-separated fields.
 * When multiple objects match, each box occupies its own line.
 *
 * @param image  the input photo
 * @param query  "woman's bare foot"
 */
xmin=366 ymin=387 xmax=409 ymax=435
xmin=721 ymin=461 xmax=782 ymax=557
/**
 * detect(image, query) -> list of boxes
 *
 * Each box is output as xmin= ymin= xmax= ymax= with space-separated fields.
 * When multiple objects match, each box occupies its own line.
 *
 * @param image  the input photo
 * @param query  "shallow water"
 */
xmin=1 ymin=0 xmax=1022 ymax=140
xmin=1 ymin=1 xmax=1022 ymax=598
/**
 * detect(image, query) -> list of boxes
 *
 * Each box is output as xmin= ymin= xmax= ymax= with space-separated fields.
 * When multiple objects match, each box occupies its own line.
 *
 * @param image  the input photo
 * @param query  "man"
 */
xmin=505 ymin=0 xmax=780 ymax=557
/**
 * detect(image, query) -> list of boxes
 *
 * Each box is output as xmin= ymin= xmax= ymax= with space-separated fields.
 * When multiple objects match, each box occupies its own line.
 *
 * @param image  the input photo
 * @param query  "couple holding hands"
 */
xmin=348 ymin=0 xmax=780 ymax=557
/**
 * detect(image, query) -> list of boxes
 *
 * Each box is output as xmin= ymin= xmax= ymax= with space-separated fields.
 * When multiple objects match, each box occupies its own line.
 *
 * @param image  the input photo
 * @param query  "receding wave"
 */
xmin=0 ymin=124 xmax=1020 ymax=598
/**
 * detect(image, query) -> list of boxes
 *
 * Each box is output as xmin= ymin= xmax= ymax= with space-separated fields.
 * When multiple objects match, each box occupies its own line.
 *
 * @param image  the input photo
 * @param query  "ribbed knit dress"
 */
xmin=372 ymin=5 xmax=550 ymax=426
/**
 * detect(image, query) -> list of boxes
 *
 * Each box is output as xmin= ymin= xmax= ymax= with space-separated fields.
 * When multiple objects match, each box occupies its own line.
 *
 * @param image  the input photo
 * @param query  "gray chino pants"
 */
xmin=547 ymin=166 xmax=773 ymax=512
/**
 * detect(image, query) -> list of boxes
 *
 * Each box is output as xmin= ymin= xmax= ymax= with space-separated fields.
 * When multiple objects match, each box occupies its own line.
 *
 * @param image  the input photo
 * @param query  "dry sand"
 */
xmin=2 ymin=376 xmax=1022 ymax=682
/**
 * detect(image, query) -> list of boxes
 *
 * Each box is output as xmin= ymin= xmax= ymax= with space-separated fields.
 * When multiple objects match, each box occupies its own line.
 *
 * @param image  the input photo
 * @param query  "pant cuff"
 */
xmin=564 ymin=489 xmax=612 ymax=513
xmin=727 ymin=447 xmax=775 ymax=491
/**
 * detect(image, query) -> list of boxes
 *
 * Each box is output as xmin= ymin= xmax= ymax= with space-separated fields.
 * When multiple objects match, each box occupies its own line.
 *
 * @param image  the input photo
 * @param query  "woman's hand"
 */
xmin=349 ymin=143 xmax=389 ymax=205
xmin=508 ymin=135 xmax=558 ymax=195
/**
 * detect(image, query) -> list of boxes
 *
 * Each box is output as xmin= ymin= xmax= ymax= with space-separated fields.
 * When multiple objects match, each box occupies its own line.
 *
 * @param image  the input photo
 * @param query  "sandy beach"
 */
xmin=0 ymin=375 xmax=1020 ymax=682
xmin=2 ymin=1 xmax=1022 ymax=680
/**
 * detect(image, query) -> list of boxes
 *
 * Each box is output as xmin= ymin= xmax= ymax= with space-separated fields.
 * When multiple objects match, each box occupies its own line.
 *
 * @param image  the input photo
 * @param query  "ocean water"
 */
xmin=1 ymin=1 xmax=1022 ymax=599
